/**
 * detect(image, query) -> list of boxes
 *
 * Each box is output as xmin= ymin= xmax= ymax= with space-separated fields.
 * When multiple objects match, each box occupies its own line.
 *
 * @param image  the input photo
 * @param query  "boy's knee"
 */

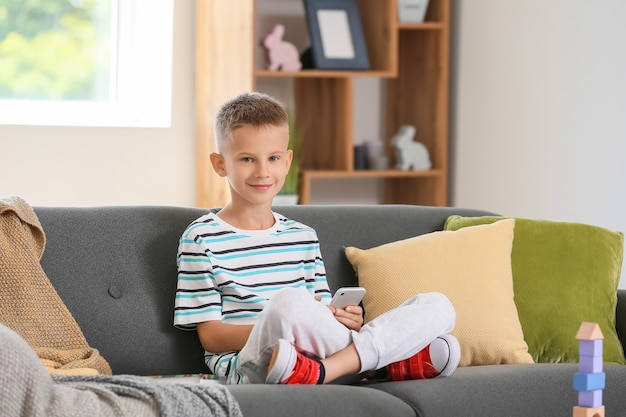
xmin=409 ymin=291 xmax=456 ymax=327
xmin=261 ymin=287 xmax=312 ymax=323
xmin=430 ymin=291 xmax=456 ymax=328
xmin=270 ymin=286 xmax=310 ymax=307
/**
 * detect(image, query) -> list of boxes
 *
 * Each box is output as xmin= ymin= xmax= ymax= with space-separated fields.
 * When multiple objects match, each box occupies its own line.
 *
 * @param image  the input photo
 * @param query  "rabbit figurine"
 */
xmin=262 ymin=24 xmax=302 ymax=71
xmin=391 ymin=125 xmax=432 ymax=170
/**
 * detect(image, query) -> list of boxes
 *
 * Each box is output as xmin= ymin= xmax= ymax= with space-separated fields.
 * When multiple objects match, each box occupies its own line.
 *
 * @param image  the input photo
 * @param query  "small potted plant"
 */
xmin=274 ymin=111 xmax=302 ymax=205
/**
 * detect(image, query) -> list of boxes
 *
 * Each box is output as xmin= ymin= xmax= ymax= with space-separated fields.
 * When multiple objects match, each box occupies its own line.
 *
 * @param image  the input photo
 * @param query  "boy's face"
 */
xmin=211 ymin=124 xmax=293 ymax=207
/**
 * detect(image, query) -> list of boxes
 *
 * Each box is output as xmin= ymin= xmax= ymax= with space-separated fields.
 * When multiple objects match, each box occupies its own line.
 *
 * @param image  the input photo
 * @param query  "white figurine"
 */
xmin=391 ymin=125 xmax=432 ymax=170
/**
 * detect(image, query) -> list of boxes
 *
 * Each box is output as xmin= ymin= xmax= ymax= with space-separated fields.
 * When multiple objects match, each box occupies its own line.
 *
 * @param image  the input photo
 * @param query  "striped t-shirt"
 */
xmin=173 ymin=210 xmax=332 ymax=379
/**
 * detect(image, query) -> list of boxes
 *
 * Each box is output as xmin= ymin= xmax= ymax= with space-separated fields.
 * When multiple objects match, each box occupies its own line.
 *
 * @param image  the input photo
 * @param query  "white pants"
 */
xmin=231 ymin=287 xmax=455 ymax=384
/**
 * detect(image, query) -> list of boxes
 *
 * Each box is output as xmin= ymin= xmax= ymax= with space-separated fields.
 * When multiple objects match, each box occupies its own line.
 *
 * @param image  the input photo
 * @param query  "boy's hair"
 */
xmin=215 ymin=92 xmax=289 ymax=152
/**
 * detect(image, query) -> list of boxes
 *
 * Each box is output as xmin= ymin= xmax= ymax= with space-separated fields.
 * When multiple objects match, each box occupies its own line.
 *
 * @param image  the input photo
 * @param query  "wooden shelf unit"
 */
xmin=195 ymin=0 xmax=450 ymax=208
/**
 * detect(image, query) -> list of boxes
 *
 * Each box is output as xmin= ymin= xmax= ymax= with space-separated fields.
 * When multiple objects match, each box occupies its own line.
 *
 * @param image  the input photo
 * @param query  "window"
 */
xmin=0 ymin=0 xmax=173 ymax=127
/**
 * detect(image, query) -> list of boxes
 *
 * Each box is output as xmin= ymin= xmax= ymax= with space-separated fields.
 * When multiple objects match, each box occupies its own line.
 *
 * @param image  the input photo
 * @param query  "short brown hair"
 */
xmin=215 ymin=92 xmax=288 ymax=152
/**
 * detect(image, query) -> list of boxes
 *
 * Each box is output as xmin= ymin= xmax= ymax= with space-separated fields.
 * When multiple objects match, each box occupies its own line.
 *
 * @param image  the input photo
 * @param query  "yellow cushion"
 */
xmin=345 ymin=219 xmax=534 ymax=367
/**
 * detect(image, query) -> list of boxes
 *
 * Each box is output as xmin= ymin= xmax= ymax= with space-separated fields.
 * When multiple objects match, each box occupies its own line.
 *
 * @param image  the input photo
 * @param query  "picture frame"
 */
xmin=302 ymin=0 xmax=370 ymax=70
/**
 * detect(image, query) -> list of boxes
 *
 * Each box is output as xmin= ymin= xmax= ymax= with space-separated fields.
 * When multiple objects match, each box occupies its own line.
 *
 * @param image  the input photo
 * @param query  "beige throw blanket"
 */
xmin=0 ymin=196 xmax=111 ymax=374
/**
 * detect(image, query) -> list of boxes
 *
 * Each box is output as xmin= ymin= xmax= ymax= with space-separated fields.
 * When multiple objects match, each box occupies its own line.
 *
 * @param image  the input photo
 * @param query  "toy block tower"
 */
xmin=573 ymin=322 xmax=605 ymax=417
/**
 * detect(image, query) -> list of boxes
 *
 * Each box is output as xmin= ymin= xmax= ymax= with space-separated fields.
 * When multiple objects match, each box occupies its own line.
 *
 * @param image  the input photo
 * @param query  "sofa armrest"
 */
xmin=617 ymin=289 xmax=626 ymax=354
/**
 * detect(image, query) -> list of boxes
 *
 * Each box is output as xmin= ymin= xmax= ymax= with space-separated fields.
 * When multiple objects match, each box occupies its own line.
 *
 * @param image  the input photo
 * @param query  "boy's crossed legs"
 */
xmin=233 ymin=287 xmax=459 ymax=384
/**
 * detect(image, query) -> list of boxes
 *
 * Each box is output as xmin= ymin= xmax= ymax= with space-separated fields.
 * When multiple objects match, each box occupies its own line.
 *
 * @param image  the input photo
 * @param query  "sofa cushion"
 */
xmin=444 ymin=215 xmax=626 ymax=364
xmin=368 ymin=363 xmax=626 ymax=417
xmin=345 ymin=219 xmax=533 ymax=367
xmin=227 ymin=384 xmax=416 ymax=417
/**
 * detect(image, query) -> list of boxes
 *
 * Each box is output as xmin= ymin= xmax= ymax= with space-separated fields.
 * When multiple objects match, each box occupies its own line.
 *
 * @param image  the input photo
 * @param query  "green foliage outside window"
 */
xmin=0 ymin=0 xmax=112 ymax=100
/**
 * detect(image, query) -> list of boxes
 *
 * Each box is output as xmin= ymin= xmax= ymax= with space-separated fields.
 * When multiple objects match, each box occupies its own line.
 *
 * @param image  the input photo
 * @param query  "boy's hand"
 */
xmin=329 ymin=305 xmax=363 ymax=331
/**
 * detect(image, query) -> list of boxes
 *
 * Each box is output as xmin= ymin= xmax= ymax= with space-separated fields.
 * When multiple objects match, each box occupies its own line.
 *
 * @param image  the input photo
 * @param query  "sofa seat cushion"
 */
xmin=226 ymin=384 xmax=415 ymax=417
xmin=345 ymin=219 xmax=533 ymax=367
xmin=444 ymin=215 xmax=625 ymax=364
xmin=367 ymin=363 xmax=626 ymax=417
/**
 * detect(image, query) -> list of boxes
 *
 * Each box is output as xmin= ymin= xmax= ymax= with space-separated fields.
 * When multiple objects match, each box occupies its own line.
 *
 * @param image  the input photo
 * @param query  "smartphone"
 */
xmin=330 ymin=286 xmax=366 ymax=308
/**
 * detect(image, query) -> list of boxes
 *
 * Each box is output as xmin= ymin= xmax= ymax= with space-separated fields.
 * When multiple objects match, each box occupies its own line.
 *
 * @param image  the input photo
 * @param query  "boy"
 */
xmin=174 ymin=92 xmax=460 ymax=384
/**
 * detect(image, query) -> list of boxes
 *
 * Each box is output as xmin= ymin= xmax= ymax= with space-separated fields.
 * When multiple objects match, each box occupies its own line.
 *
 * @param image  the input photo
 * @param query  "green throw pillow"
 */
xmin=444 ymin=215 xmax=625 ymax=364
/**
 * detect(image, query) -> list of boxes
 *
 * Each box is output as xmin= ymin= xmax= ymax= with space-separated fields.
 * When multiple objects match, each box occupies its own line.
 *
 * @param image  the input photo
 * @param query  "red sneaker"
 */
xmin=387 ymin=334 xmax=460 ymax=381
xmin=266 ymin=339 xmax=325 ymax=384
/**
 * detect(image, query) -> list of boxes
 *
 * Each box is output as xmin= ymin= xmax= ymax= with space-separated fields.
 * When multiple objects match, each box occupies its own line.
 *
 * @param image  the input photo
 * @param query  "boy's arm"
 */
xmin=197 ymin=320 xmax=254 ymax=353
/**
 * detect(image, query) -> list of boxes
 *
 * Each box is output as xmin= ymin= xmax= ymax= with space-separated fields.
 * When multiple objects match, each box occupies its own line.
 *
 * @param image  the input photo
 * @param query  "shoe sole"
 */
xmin=265 ymin=339 xmax=296 ymax=384
xmin=436 ymin=334 xmax=461 ymax=378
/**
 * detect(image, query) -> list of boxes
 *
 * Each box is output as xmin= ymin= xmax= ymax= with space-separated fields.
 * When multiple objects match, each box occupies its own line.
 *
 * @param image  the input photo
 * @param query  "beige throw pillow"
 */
xmin=345 ymin=219 xmax=534 ymax=367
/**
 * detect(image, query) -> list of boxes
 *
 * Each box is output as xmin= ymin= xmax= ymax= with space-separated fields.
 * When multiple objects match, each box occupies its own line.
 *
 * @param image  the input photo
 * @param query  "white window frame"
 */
xmin=0 ymin=0 xmax=174 ymax=128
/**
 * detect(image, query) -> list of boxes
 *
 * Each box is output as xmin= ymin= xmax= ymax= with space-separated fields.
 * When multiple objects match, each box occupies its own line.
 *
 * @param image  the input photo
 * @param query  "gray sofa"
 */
xmin=34 ymin=204 xmax=626 ymax=417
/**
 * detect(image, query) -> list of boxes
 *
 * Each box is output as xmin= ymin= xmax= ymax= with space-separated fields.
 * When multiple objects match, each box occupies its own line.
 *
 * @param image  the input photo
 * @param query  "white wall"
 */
xmin=0 ymin=1 xmax=196 ymax=207
xmin=450 ymin=0 xmax=626 ymax=288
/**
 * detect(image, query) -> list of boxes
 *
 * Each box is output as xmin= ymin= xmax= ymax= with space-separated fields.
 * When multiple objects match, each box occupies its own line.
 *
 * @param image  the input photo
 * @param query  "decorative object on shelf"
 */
xmin=366 ymin=140 xmax=388 ymax=170
xmin=262 ymin=24 xmax=302 ymax=71
xmin=301 ymin=0 xmax=369 ymax=70
xmin=391 ymin=125 xmax=432 ymax=170
xmin=397 ymin=0 xmax=430 ymax=22
xmin=354 ymin=144 xmax=368 ymax=170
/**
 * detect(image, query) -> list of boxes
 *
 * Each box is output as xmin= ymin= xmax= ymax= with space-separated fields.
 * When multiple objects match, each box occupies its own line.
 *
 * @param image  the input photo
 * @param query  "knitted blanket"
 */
xmin=0 ymin=324 xmax=243 ymax=417
xmin=0 ymin=196 xmax=111 ymax=374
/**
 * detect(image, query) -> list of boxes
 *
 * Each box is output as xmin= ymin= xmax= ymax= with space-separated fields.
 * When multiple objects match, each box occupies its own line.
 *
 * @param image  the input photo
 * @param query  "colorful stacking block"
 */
xmin=579 ymin=390 xmax=603 ymax=408
xmin=573 ymin=322 xmax=605 ymax=417
xmin=572 ymin=405 xmax=605 ymax=417
xmin=580 ymin=339 xmax=603 ymax=356
xmin=579 ymin=354 xmax=603 ymax=374
xmin=573 ymin=372 xmax=606 ymax=391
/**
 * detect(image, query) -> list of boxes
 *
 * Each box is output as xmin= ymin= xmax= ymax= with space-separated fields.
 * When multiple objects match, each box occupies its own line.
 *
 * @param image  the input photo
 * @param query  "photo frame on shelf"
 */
xmin=302 ymin=0 xmax=370 ymax=70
